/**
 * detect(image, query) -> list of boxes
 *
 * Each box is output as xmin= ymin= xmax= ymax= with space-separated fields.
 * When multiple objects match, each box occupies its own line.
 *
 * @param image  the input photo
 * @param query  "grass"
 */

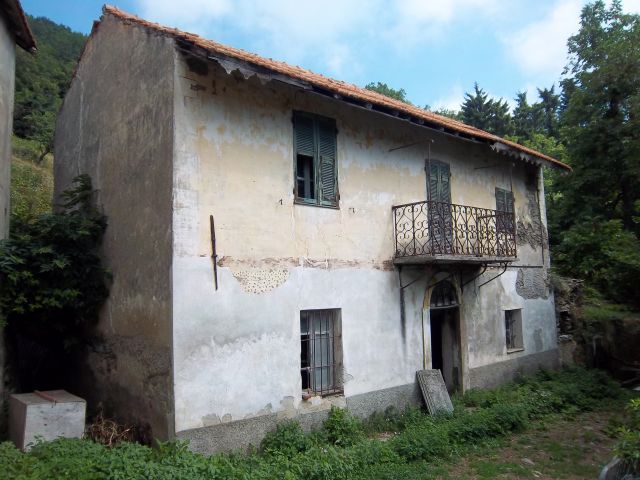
xmin=10 ymin=135 xmax=53 ymax=220
xmin=0 ymin=367 xmax=634 ymax=480
xmin=443 ymin=408 xmax=626 ymax=479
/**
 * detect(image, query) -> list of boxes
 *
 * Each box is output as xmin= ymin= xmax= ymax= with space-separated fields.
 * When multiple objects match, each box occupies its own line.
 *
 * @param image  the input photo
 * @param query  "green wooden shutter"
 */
xmin=294 ymin=114 xmax=315 ymax=157
xmin=317 ymin=118 xmax=338 ymax=206
xmin=495 ymin=188 xmax=515 ymax=235
xmin=439 ymin=163 xmax=451 ymax=204
xmin=428 ymin=161 xmax=451 ymax=203
xmin=495 ymin=188 xmax=506 ymax=212
xmin=495 ymin=188 xmax=514 ymax=212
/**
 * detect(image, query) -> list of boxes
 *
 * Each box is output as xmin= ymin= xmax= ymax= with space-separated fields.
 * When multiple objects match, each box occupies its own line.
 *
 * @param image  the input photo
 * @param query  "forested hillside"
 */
xmin=14 ymin=15 xmax=86 ymax=160
xmin=10 ymin=16 xmax=86 ymax=218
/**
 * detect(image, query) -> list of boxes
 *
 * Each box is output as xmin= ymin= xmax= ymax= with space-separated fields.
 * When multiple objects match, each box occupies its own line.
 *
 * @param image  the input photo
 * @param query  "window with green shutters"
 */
xmin=495 ymin=187 xmax=515 ymax=233
xmin=427 ymin=160 xmax=451 ymax=204
xmin=293 ymin=111 xmax=338 ymax=207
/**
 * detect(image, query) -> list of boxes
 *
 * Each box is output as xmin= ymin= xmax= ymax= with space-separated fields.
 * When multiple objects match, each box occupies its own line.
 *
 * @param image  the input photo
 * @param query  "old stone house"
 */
xmin=1 ymin=0 xmax=35 ymax=429
xmin=54 ymin=6 xmax=571 ymax=452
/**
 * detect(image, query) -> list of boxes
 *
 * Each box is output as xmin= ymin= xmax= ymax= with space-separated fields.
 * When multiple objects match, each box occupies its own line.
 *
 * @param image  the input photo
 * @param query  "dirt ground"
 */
xmin=442 ymin=409 xmax=622 ymax=479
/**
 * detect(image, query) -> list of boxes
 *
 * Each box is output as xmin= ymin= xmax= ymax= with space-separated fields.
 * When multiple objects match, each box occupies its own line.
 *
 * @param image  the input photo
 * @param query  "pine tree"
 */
xmin=537 ymin=86 xmax=560 ymax=139
xmin=461 ymin=83 xmax=493 ymax=131
xmin=461 ymin=83 xmax=512 ymax=136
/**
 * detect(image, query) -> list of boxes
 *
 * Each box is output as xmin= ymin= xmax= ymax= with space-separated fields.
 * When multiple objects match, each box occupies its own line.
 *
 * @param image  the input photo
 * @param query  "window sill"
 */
xmin=506 ymin=347 xmax=525 ymax=354
xmin=294 ymin=199 xmax=340 ymax=210
xmin=302 ymin=390 xmax=344 ymax=401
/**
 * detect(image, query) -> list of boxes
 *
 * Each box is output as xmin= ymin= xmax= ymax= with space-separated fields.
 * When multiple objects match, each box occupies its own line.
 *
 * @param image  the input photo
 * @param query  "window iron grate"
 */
xmin=300 ymin=309 xmax=342 ymax=396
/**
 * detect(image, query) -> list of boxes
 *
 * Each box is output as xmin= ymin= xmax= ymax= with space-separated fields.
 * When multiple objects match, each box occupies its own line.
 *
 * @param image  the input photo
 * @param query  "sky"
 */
xmin=20 ymin=0 xmax=640 ymax=111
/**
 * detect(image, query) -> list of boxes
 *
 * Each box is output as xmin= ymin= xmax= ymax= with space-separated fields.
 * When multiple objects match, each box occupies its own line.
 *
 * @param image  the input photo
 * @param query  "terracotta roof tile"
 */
xmin=101 ymin=5 xmax=569 ymax=171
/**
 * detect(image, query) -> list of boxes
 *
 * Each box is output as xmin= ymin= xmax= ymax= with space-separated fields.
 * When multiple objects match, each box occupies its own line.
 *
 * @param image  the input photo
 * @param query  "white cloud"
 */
xmin=431 ymin=83 xmax=465 ymax=111
xmin=385 ymin=0 xmax=505 ymax=47
xmin=136 ymin=0 xmax=232 ymax=33
xmin=502 ymin=1 xmax=583 ymax=78
xmin=134 ymin=0 xmax=511 ymax=77
xmin=136 ymin=0 xmax=375 ymax=74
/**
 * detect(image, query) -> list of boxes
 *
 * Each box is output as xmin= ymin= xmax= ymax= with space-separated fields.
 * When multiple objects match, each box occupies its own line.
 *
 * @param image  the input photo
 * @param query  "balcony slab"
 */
xmin=393 ymin=254 xmax=517 ymax=266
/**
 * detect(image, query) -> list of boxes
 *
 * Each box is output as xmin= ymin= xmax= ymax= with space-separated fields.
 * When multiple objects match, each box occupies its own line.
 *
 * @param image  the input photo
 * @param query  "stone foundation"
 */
xmin=468 ymin=349 xmax=559 ymax=389
xmin=177 ymin=382 xmax=422 ymax=454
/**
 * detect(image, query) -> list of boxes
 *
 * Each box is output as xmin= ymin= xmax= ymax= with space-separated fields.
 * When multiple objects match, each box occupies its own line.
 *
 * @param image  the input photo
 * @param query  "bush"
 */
xmin=362 ymin=406 xmax=423 ymax=435
xmin=615 ymin=398 xmax=640 ymax=469
xmin=449 ymin=408 xmax=504 ymax=442
xmin=553 ymin=218 xmax=640 ymax=307
xmin=392 ymin=421 xmax=452 ymax=461
xmin=490 ymin=403 xmax=529 ymax=433
xmin=0 ymin=174 xmax=109 ymax=332
xmin=0 ymin=174 xmax=110 ymax=389
xmin=261 ymin=421 xmax=311 ymax=457
xmin=323 ymin=406 xmax=363 ymax=447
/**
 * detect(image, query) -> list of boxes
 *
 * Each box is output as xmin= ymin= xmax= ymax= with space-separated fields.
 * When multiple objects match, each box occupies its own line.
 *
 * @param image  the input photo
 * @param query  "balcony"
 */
xmin=392 ymin=200 xmax=517 ymax=265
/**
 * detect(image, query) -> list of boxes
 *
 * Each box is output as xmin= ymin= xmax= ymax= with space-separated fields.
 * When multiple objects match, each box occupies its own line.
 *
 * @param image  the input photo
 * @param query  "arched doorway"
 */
xmin=429 ymin=280 xmax=461 ymax=392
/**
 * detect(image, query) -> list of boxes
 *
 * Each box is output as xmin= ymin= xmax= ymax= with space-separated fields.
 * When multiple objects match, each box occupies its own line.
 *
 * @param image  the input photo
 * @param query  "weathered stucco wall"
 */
xmin=0 ymin=12 xmax=15 ymax=239
xmin=54 ymin=17 xmax=175 ymax=439
xmin=0 ymin=11 xmax=16 ymax=437
xmin=171 ymin=51 xmax=558 ymax=449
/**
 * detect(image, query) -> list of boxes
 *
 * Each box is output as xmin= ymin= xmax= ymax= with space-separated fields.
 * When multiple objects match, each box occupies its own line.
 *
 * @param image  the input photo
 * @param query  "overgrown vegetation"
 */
xmin=0 ymin=175 xmax=109 ymax=390
xmin=10 ymin=136 xmax=53 ymax=220
xmin=14 ymin=16 xmax=86 ymax=161
xmin=615 ymin=398 xmax=640 ymax=471
xmin=0 ymin=368 xmax=627 ymax=480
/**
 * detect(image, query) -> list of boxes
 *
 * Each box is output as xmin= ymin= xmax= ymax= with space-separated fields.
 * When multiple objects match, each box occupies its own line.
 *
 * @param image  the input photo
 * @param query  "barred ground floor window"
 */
xmin=505 ymin=308 xmax=524 ymax=352
xmin=300 ymin=309 xmax=342 ymax=396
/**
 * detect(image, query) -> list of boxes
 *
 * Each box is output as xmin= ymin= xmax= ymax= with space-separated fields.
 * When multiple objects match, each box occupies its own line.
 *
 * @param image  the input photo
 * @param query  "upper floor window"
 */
xmin=293 ymin=111 xmax=338 ymax=208
xmin=495 ymin=187 xmax=515 ymax=231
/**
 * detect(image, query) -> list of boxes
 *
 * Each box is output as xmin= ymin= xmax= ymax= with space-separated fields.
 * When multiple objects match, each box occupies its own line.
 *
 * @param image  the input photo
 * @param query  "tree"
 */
xmin=487 ymin=97 xmax=513 ymax=137
xmin=431 ymin=107 xmax=461 ymax=121
xmin=364 ymin=82 xmax=411 ymax=104
xmin=0 ymin=175 xmax=110 ymax=390
xmin=551 ymin=0 xmax=640 ymax=304
xmin=461 ymin=83 xmax=493 ymax=131
xmin=559 ymin=0 xmax=640 ymax=233
xmin=537 ymin=86 xmax=561 ymax=139
xmin=460 ymin=83 xmax=513 ymax=136
xmin=512 ymin=91 xmax=545 ymax=141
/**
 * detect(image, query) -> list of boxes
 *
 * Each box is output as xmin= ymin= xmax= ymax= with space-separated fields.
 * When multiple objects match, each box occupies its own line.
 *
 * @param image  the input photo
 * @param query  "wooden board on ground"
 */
xmin=416 ymin=369 xmax=453 ymax=415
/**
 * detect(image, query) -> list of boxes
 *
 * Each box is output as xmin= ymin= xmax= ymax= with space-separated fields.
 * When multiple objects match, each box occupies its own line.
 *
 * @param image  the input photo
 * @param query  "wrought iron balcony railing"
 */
xmin=392 ymin=200 xmax=516 ymax=261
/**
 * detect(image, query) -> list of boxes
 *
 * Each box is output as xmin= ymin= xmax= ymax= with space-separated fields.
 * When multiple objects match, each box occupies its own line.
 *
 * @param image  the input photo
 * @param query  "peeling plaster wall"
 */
xmin=171 ymin=52 xmax=558 ymax=443
xmin=0 ymin=12 xmax=15 ymax=239
xmin=53 ymin=18 xmax=175 ymax=439
xmin=0 ymin=11 xmax=16 ymax=435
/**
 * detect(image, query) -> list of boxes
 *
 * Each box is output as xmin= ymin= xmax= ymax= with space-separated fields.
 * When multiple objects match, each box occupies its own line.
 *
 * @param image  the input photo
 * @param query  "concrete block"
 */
xmin=9 ymin=390 xmax=86 ymax=451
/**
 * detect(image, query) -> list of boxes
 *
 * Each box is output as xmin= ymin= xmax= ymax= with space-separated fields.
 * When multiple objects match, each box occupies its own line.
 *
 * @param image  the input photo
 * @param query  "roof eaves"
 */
xmin=1 ymin=0 xmax=36 ymax=52
xmin=100 ymin=4 xmax=571 ymax=172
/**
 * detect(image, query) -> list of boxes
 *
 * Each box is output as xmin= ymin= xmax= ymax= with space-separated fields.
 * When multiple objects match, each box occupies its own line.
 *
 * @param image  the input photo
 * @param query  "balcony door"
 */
xmin=427 ymin=160 xmax=453 ymax=254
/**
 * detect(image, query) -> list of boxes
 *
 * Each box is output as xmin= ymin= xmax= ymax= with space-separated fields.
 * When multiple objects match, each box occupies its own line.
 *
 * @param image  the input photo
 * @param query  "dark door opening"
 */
xmin=430 ymin=307 xmax=461 ymax=393
xmin=430 ymin=312 xmax=443 ymax=372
